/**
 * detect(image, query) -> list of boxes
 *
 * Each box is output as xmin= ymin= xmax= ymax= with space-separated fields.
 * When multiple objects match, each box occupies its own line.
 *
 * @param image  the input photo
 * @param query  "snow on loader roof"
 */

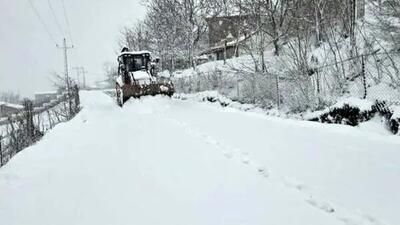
xmin=118 ymin=50 xmax=152 ymax=57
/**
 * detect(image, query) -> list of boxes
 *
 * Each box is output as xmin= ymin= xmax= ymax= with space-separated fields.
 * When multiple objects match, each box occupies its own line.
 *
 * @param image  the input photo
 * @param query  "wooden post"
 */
xmin=276 ymin=73 xmax=280 ymax=110
xmin=0 ymin=135 xmax=3 ymax=166
xmin=223 ymin=40 xmax=227 ymax=65
xmin=73 ymin=84 xmax=80 ymax=113
xmin=23 ymin=99 xmax=34 ymax=144
xmin=236 ymin=75 xmax=240 ymax=100
xmin=196 ymin=77 xmax=201 ymax=92
xmin=316 ymin=70 xmax=321 ymax=106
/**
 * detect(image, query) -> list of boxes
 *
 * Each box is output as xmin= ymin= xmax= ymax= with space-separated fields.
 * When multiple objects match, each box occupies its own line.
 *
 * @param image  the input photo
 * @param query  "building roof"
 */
xmin=0 ymin=101 xmax=24 ymax=109
xmin=199 ymin=30 xmax=258 ymax=55
xmin=34 ymin=91 xmax=58 ymax=95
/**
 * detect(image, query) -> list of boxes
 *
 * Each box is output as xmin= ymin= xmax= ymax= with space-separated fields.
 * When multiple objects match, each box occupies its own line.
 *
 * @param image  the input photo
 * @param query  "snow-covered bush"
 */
xmin=306 ymin=98 xmax=399 ymax=134
xmin=174 ymin=91 xmax=233 ymax=107
xmin=390 ymin=106 xmax=400 ymax=135
xmin=174 ymin=91 xmax=260 ymax=113
xmin=308 ymin=98 xmax=375 ymax=126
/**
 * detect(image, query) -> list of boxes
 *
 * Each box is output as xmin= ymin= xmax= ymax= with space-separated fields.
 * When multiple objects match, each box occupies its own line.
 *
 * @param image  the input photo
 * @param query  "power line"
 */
xmin=47 ymin=0 xmax=65 ymax=37
xmin=60 ymin=0 xmax=74 ymax=45
xmin=27 ymin=0 xmax=58 ymax=45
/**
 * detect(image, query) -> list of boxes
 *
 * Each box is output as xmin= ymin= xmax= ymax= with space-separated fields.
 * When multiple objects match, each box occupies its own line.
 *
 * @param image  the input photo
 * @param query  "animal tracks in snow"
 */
xmin=282 ymin=177 xmax=387 ymax=225
xmin=163 ymin=116 xmax=388 ymax=225
xmin=164 ymin=117 xmax=270 ymax=179
xmin=283 ymin=178 xmax=309 ymax=191
xmin=257 ymin=166 xmax=270 ymax=178
xmin=306 ymin=197 xmax=336 ymax=213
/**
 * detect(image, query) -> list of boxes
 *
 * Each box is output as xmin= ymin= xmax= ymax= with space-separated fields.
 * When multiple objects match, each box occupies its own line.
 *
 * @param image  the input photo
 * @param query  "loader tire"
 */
xmin=116 ymin=84 xmax=124 ymax=107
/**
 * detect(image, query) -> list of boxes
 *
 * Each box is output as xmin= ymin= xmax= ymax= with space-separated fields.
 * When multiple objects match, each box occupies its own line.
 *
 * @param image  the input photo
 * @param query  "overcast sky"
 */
xmin=0 ymin=0 xmax=146 ymax=97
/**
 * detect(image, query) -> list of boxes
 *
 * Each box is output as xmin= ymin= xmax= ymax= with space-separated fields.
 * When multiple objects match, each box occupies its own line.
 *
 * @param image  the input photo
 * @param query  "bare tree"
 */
xmin=0 ymin=91 xmax=21 ymax=104
xmin=119 ymin=21 xmax=151 ymax=51
xmin=103 ymin=62 xmax=118 ymax=88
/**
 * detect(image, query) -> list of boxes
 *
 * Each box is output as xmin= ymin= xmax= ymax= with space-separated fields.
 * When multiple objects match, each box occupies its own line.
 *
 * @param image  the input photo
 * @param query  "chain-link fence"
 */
xmin=313 ymin=51 xmax=400 ymax=104
xmin=172 ymin=51 xmax=400 ymax=112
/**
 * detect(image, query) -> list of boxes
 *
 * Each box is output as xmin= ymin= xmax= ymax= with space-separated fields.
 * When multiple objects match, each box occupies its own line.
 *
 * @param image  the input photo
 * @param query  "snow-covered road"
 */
xmin=0 ymin=91 xmax=399 ymax=225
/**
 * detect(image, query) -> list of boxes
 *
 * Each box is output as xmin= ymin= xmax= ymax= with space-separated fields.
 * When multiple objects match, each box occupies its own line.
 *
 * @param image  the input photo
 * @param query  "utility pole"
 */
xmin=72 ymin=66 xmax=87 ymax=89
xmin=80 ymin=67 xmax=87 ymax=89
xmin=72 ymin=67 xmax=81 ymax=88
xmin=57 ymin=38 xmax=74 ymax=116
xmin=0 ymin=134 xmax=3 ymax=167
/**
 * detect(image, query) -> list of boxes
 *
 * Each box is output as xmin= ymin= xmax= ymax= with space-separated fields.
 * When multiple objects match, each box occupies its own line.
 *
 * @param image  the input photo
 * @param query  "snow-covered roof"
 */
xmin=194 ymin=55 xmax=209 ymax=60
xmin=199 ymin=30 xmax=259 ymax=55
xmin=119 ymin=50 xmax=152 ymax=57
xmin=0 ymin=101 xmax=24 ymax=109
xmin=34 ymin=91 xmax=57 ymax=95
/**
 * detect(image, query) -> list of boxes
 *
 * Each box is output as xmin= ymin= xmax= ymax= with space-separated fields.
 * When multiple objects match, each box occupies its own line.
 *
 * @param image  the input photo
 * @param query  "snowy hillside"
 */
xmin=168 ymin=1 xmax=400 ymax=115
xmin=0 ymin=91 xmax=399 ymax=225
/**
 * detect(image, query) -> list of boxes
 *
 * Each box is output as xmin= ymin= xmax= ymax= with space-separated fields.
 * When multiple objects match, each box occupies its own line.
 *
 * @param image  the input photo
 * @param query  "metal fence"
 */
xmin=314 ymin=51 xmax=400 ymax=103
xmin=173 ymin=51 xmax=400 ymax=112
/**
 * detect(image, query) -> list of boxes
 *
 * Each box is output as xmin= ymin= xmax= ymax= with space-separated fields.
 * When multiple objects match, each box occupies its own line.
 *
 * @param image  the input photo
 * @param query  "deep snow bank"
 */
xmin=175 ymin=91 xmax=399 ymax=134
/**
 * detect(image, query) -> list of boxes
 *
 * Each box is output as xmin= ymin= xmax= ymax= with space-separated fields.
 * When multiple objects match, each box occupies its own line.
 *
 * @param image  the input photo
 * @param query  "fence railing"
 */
xmin=173 ymin=50 xmax=400 ymax=112
xmin=0 ymin=85 xmax=80 ymax=168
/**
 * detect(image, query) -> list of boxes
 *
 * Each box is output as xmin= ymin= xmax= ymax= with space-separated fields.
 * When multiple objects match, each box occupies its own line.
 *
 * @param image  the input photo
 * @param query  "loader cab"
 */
xmin=115 ymin=48 xmax=175 ymax=107
xmin=118 ymin=52 xmax=152 ymax=73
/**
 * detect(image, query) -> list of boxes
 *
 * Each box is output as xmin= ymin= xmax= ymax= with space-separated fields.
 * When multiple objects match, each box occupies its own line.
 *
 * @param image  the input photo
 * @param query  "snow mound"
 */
xmin=333 ymin=97 xmax=374 ymax=112
xmin=392 ymin=106 xmax=400 ymax=119
xmin=390 ymin=106 xmax=400 ymax=135
xmin=305 ymin=97 xmax=374 ymax=121
xmin=176 ymin=92 xmax=400 ymax=135
xmin=175 ymin=91 xmax=256 ymax=111
xmin=358 ymin=116 xmax=393 ymax=135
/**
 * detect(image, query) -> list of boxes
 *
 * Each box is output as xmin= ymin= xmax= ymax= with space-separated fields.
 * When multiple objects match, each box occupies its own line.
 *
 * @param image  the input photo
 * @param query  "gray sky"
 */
xmin=0 ymin=0 xmax=146 ymax=97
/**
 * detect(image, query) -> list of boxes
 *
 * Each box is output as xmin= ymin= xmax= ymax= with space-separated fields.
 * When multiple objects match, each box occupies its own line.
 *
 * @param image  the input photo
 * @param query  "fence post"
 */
xmin=361 ymin=55 xmax=367 ymax=99
xmin=316 ymin=70 xmax=321 ymax=106
xmin=0 ymin=135 xmax=3 ymax=167
xmin=196 ymin=76 xmax=201 ymax=92
xmin=236 ymin=75 xmax=240 ymax=100
xmin=73 ymin=84 xmax=80 ymax=113
xmin=23 ymin=99 xmax=35 ymax=145
xmin=276 ymin=73 xmax=280 ymax=110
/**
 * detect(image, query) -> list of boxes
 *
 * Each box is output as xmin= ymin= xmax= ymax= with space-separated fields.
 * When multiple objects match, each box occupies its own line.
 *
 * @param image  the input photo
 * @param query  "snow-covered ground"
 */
xmin=0 ymin=91 xmax=399 ymax=225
